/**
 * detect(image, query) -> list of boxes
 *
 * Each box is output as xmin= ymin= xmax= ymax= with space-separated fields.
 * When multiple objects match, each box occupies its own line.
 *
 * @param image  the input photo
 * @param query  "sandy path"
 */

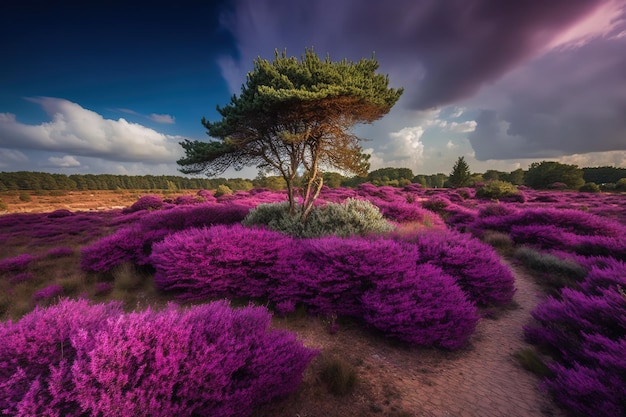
xmin=368 ymin=262 xmax=565 ymax=417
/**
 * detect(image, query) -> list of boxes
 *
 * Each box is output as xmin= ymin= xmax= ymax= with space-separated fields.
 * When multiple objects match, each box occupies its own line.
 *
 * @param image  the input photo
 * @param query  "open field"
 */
xmin=0 ymin=189 xmax=202 ymax=214
xmin=1 ymin=185 xmax=624 ymax=416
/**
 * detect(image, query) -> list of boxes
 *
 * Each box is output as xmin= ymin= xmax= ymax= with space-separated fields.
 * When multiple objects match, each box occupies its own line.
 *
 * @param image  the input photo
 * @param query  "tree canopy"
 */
xmin=447 ymin=156 xmax=471 ymax=188
xmin=524 ymin=161 xmax=585 ymax=189
xmin=178 ymin=48 xmax=403 ymax=219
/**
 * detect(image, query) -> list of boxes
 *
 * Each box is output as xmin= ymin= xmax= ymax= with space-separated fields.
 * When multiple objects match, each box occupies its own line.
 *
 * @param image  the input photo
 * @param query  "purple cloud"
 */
xmin=468 ymin=26 xmax=626 ymax=160
xmin=219 ymin=0 xmax=607 ymax=110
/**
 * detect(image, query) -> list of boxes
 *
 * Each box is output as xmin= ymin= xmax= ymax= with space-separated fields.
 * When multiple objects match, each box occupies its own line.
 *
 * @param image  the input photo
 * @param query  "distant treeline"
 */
xmin=581 ymin=166 xmax=626 ymax=184
xmin=1 ymin=165 xmax=625 ymax=191
xmin=0 ymin=172 xmax=253 ymax=192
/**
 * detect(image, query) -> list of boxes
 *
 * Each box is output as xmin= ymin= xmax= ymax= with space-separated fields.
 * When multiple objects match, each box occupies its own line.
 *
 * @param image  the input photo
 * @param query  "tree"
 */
xmin=524 ymin=161 xmax=585 ymax=189
xmin=177 ymin=48 xmax=403 ymax=220
xmin=448 ymin=156 xmax=471 ymax=188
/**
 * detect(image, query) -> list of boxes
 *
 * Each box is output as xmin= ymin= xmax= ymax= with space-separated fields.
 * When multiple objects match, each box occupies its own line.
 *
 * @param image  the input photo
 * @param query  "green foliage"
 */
xmin=524 ymin=161 xmax=585 ymax=189
xmin=448 ymin=157 xmax=471 ymax=188
xmin=178 ymin=48 xmax=403 ymax=219
xmin=481 ymin=231 xmax=514 ymax=255
xmin=367 ymin=167 xmax=414 ymax=186
xmin=504 ymin=168 xmax=526 ymax=185
xmin=319 ymin=356 xmax=358 ymax=396
xmin=514 ymin=347 xmax=552 ymax=377
xmin=18 ymin=192 xmax=31 ymax=202
xmin=214 ymin=184 xmax=233 ymax=197
xmin=616 ymin=178 xmax=626 ymax=191
xmin=242 ymin=198 xmax=392 ymax=238
xmin=514 ymin=247 xmax=587 ymax=294
xmin=0 ymin=199 xmax=7 ymax=211
xmin=475 ymin=180 xmax=520 ymax=200
xmin=582 ymin=166 xmax=626 ymax=184
xmin=578 ymin=182 xmax=601 ymax=193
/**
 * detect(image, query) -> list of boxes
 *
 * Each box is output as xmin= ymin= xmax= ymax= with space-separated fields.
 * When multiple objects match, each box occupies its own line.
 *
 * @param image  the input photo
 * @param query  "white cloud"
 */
xmin=0 ymin=148 xmax=28 ymax=167
xmin=446 ymin=140 xmax=457 ymax=150
xmin=369 ymin=125 xmax=425 ymax=171
xmin=47 ymin=155 xmax=81 ymax=167
xmin=445 ymin=120 xmax=477 ymax=133
xmin=148 ymin=113 xmax=176 ymax=124
xmin=558 ymin=150 xmax=626 ymax=168
xmin=0 ymin=98 xmax=184 ymax=164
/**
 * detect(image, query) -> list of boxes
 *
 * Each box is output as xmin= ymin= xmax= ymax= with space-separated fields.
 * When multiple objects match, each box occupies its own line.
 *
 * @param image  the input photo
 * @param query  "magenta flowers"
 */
xmin=0 ymin=299 xmax=316 ymax=417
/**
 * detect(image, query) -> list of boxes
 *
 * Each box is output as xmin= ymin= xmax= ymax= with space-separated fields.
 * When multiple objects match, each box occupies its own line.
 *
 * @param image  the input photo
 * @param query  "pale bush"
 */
xmin=242 ymin=198 xmax=392 ymax=238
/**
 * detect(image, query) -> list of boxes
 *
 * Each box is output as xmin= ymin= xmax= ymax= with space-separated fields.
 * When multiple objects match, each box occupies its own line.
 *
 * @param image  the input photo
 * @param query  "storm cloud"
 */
xmin=219 ymin=0 xmax=606 ymax=109
xmin=468 ymin=27 xmax=626 ymax=160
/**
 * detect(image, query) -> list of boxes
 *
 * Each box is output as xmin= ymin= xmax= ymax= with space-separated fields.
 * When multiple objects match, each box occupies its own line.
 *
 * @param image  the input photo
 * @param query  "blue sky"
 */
xmin=1 ymin=0 xmax=625 ymax=178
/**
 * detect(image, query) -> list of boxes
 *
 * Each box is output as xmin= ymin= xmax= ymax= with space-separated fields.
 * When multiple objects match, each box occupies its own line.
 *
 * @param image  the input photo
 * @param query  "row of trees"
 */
xmin=4 ymin=161 xmax=624 ymax=193
xmin=0 ymin=172 xmax=255 ymax=192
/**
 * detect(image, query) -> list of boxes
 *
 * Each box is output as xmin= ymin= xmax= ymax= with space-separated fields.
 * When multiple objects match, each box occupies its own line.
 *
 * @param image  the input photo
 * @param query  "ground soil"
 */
xmin=253 ymin=262 xmax=565 ymax=417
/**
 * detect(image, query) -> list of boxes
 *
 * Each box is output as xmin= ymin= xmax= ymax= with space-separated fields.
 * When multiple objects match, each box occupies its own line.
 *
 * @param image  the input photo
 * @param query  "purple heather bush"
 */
xmin=152 ymin=225 xmax=294 ymax=300
xmin=153 ymin=226 xmax=483 ymax=349
xmin=93 ymin=282 xmax=113 ymax=296
xmin=33 ymin=284 xmax=64 ymax=301
xmin=44 ymin=246 xmax=74 ymax=258
xmin=361 ymin=262 xmax=479 ymax=349
xmin=9 ymin=272 xmax=33 ymax=284
xmin=0 ymin=299 xmax=122 ymax=416
xmin=525 ymin=287 xmax=625 ymax=358
xmin=546 ymin=360 xmax=625 ymax=417
xmin=123 ymin=194 xmax=163 ymax=213
xmin=71 ymin=301 xmax=316 ymax=417
xmin=81 ymin=203 xmax=251 ymax=272
xmin=286 ymin=236 xmax=421 ymax=317
xmin=0 ymin=299 xmax=316 ymax=417
xmin=47 ymin=209 xmax=74 ymax=218
xmin=80 ymin=226 xmax=145 ymax=272
xmin=0 ymin=254 xmax=36 ymax=273
xmin=396 ymin=230 xmax=516 ymax=306
xmin=173 ymin=194 xmax=199 ymax=205
xmin=374 ymin=200 xmax=432 ymax=223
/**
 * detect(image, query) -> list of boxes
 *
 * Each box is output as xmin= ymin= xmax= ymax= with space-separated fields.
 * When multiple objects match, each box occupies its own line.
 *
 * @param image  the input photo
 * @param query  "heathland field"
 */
xmin=1 ymin=184 xmax=624 ymax=417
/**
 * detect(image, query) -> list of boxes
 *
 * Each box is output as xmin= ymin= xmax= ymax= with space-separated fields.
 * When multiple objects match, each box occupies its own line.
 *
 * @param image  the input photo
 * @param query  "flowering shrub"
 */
xmin=0 ymin=299 xmax=122 ymax=416
xmin=80 ymin=226 xmax=145 ymax=271
xmin=153 ymin=226 xmax=482 ymax=349
xmin=173 ymin=194 xmax=199 ymax=205
xmin=287 ymin=236 xmax=421 ymax=317
xmin=44 ymin=246 xmax=74 ymax=258
xmin=361 ymin=263 xmax=479 ymax=349
xmin=33 ymin=285 xmax=64 ymax=301
xmin=0 ymin=299 xmax=316 ymax=417
xmin=71 ymin=301 xmax=317 ymax=417
xmin=0 ymin=254 xmax=37 ymax=273
xmin=152 ymin=225 xmax=294 ymax=300
xmin=47 ymin=209 xmax=74 ymax=218
xmin=123 ymin=195 xmax=164 ymax=213
xmin=81 ymin=203 xmax=251 ymax=271
xmin=9 ymin=272 xmax=33 ymax=284
xmin=93 ymin=282 xmax=113 ymax=296
xmin=396 ymin=230 xmax=516 ymax=306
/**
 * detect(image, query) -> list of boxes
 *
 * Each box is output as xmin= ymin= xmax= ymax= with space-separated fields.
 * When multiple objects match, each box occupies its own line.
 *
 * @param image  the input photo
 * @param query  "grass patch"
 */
xmin=514 ymin=246 xmax=587 ymax=294
xmin=319 ymin=356 xmax=358 ymax=396
xmin=514 ymin=347 xmax=552 ymax=377
xmin=481 ymin=230 xmax=514 ymax=256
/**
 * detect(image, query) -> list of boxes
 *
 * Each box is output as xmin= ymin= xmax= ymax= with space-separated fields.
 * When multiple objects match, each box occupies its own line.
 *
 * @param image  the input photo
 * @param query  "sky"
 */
xmin=1 ymin=0 xmax=625 ymax=178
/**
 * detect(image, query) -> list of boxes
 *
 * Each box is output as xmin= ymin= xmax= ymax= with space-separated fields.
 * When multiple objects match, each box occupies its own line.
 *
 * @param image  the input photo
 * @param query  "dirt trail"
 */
xmin=368 ymin=262 xmax=565 ymax=417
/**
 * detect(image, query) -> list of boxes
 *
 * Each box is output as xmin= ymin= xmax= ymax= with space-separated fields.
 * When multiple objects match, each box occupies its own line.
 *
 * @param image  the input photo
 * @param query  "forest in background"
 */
xmin=1 ymin=165 xmax=626 ymax=192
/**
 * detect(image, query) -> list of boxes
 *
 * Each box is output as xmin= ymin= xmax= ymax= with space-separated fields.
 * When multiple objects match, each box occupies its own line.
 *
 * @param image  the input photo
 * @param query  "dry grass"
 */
xmin=0 ymin=189 xmax=204 ymax=214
